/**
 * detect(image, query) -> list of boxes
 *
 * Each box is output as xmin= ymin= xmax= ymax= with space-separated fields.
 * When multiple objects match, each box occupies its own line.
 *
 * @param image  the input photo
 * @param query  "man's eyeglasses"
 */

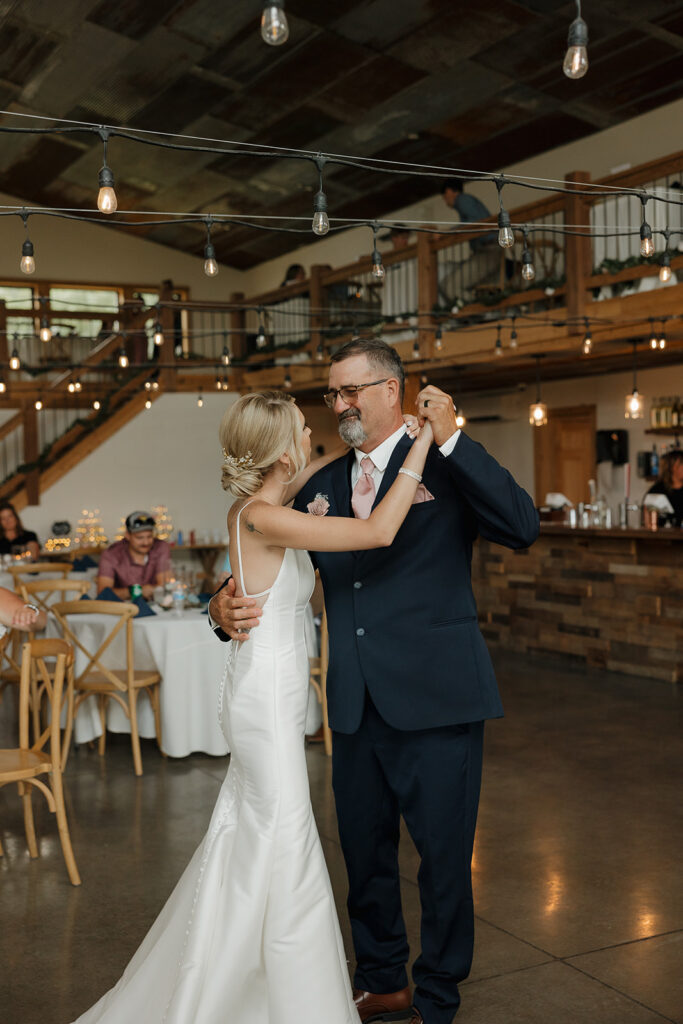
xmin=323 ymin=378 xmax=389 ymax=409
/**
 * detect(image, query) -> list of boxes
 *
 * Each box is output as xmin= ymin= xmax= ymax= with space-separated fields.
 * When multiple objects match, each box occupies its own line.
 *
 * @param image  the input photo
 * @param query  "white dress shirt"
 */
xmin=351 ymin=424 xmax=461 ymax=490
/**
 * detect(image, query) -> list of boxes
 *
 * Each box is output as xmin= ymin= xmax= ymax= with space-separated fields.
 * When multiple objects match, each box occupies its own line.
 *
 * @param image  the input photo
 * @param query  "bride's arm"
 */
xmin=246 ymin=422 xmax=433 ymax=552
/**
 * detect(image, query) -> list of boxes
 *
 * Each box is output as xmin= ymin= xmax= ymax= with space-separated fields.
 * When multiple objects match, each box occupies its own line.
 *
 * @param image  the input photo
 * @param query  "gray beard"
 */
xmin=338 ymin=413 xmax=367 ymax=448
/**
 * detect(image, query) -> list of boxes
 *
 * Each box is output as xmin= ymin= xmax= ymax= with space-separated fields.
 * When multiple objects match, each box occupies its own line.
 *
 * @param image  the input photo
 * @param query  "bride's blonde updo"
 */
xmin=219 ymin=390 xmax=307 ymax=498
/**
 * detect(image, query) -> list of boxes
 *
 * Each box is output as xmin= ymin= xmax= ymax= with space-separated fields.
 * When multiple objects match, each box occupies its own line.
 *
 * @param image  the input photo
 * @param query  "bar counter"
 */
xmin=472 ymin=524 xmax=683 ymax=683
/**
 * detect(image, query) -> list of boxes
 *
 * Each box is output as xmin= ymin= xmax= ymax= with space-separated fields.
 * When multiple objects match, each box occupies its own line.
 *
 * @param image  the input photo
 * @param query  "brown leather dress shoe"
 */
xmin=353 ymin=986 xmax=413 ymax=1022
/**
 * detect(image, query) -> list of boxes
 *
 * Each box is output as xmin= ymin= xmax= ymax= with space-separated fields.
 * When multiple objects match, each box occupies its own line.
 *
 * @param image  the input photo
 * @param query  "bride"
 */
xmin=71 ymin=390 xmax=433 ymax=1024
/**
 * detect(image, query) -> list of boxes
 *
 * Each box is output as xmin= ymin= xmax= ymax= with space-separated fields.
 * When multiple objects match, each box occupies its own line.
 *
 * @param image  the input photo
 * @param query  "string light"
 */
xmin=312 ymin=158 xmax=330 ymax=236
xmin=20 ymin=212 xmax=35 ymax=274
xmin=529 ymin=355 xmax=548 ymax=427
xmin=563 ymin=0 xmax=589 ymax=79
xmin=261 ymin=1 xmax=289 ymax=45
xmin=658 ymin=321 xmax=666 ymax=350
xmin=93 ymin=398 xmax=101 ymax=410
xmin=659 ymin=253 xmax=672 ymax=283
xmin=203 ymin=220 xmax=218 ymax=276
xmin=434 ymin=326 xmax=443 ymax=351
xmin=9 ymin=348 xmax=20 ymax=370
xmin=496 ymin=180 xmax=514 ymax=249
xmin=221 ymin=337 xmax=230 ymax=365
xmin=371 ymin=224 xmax=385 ymax=280
xmin=509 ymin=317 xmax=518 ymax=348
xmin=284 ymin=370 xmax=292 ymax=388
xmin=118 ymin=347 xmax=129 ymax=368
xmin=315 ymin=341 xmax=324 ymax=361
xmin=256 ymin=315 xmax=267 ymax=349
xmin=153 ymin=321 xmax=164 ymax=346
xmin=39 ymin=316 xmax=52 ymax=343
xmin=649 ymin=319 xmax=658 ymax=349
xmin=67 ymin=379 xmax=76 ymax=393
xmin=144 ymin=379 xmax=153 ymax=391
xmin=197 ymin=390 xmax=204 ymax=408
xmin=34 ymin=396 xmax=43 ymax=411
xmin=221 ymin=375 xmax=229 ymax=391
xmin=582 ymin=319 xmax=592 ymax=354
xmin=494 ymin=325 xmax=503 ymax=357
xmin=624 ymin=342 xmax=644 ymax=419
xmin=521 ymin=231 xmax=535 ymax=281
xmin=145 ymin=398 xmax=152 ymax=409
xmin=96 ymin=130 xmax=117 ymax=214
xmin=0 ymin=377 xmax=6 ymax=394
xmin=639 ymin=196 xmax=655 ymax=258
xmin=412 ymin=340 xmax=420 ymax=360
xmin=215 ymin=375 xmax=222 ymax=391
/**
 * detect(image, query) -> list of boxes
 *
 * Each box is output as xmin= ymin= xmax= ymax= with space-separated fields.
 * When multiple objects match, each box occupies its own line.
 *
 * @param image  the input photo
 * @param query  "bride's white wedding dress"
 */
xmin=72 ymin=503 xmax=358 ymax=1023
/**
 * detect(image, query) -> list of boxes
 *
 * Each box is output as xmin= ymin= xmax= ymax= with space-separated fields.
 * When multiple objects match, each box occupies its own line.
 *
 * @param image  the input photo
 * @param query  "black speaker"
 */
xmin=596 ymin=429 xmax=629 ymax=465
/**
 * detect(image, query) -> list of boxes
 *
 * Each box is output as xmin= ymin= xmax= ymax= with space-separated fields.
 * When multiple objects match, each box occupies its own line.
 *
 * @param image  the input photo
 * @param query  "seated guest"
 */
xmin=0 ymin=502 xmax=40 ymax=560
xmin=646 ymin=449 xmax=683 ymax=526
xmin=0 ymin=585 xmax=47 ymax=634
xmin=96 ymin=511 xmax=171 ymax=600
xmin=280 ymin=263 xmax=306 ymax=287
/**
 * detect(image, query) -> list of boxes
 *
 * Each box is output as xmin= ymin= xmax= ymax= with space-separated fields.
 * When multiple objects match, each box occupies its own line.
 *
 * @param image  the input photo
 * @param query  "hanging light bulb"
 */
xmin=153 ymin=322 xmax=164 ymax=346
xmin=39 ymin=317 xmax=52 ymax=343
xmin=529 ymin=356 xmax=548 ymax=427
xmin=625 ymin=342 xmax=644 ymax=419
xmin=371 ymin=247 xmax=385 ymax=281
xmin=494 ymin=327 xmax=503 ymax=357
xmin=118 ymin=347 xmax=129 ymax=368
xmin=0 ymin=377 xmax=6 ymax=394
xmin=658 ymin=326 xmax=666 ymax=350
xmin=434 ymin=326 xmax=443 ymax=351
xmin=151 ymin=379 xmax=160 ymax=391
xmin=284 ymin=370 xmax=292 ymax=389
xmin=649 ymin=320 xmax=658 ymax=349
xmin=74 ymin=378 xmax=82 ymax=392
xmin=20 ymin=238 xmax=35 ymax=275
xmin=659 ymin=253 xmax=672 ymax=282
xmin=521 ymin=247 xmax=535 ymax=281
xmin=145 ymin=398 xmax=152 ymax=410
xmin=67 ymin=380 xmax=76 ymax=394
xmin=221 ymin=344 xmax=230 ymax=366
xmin=96 ymin=131 xmax=117 ymax=213
xmin=256 ymin=321 xmax=267 ymax=349
xmin=563 ymin=0 xmax=589 ymax=79
xmin=497 ymin=208 xmax=514 ymax=249
xmin=312 ymin=190 xmax=330 ymax=236
xmin=215 ymin=375 xmax=222 ymax=391
xmin=34 ymin=396 xmax=43 ymax=411
xmin=640 ymin=222 xmax=655 ymax=258
xmin=221 ymin=376 xmax=230 ymax=392
xmin=509 ymin=323 xmax=518 ymax=349
xmin=197 ymin=391 xmax=204 ymax=408
xmin=261 ymin=1 xmax=289 ymax=45
xmin=412 ymin=340 xmax=420 ymax=360
xmin=203 ymin=220 xmax=219 ymax=276
xmin=144 ymin=380 xmax=153 ymax=391
xmin=315 ymin=342 xmax=324 ymax=361
xmin=93 ymin=399 xmax=101 ymax=411
xmin=582 ymin=319 xmax=592 ymax=354
xmin=9 ymin=349 xmax=20 ymax=371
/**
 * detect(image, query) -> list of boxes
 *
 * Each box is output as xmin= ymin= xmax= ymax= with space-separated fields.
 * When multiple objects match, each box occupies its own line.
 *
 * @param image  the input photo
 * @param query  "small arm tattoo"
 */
xmin=246 ymin=517 xmax=263 ymax=535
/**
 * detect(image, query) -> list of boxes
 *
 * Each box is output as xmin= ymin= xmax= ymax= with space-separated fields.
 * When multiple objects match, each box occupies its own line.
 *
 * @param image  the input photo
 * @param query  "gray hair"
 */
xmin=329 ymin=337 xmax=405 ymax=403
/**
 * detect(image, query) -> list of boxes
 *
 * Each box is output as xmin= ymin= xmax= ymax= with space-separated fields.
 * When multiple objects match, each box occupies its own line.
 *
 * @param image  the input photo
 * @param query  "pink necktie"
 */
xmin=351 ymin=456 xmax=376 ymax=519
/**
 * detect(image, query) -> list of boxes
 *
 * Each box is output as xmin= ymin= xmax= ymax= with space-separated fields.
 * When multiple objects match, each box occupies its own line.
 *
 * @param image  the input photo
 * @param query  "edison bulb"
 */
xmin=650 ymin=335 xmax=658 ymax=349
xmin=563 ymin=45 xmax=588 ymax=79
xmin=197 ymin=394 xmax=204 ymax=408
xmin=522 ymin=261 xmax=536 ymax=281
xmin=625 ymin=390 xmax=643 ymax=419
xmin=34 ymin=398 xmax=43 ymax=411
xmin=153 ymin=325 xmax=164 ymax=346
xmin=39 ymin=321 xmax=52 ymax=343
xmin=659 ymin=336 xmax=666 ymax=350
xmin=494 ymin=341 xmax=503 ymax=357
xmin=20 ymin=254 xmax=35 ymax=275
xmin=204 ymin=256 xmax=219 ymax=277
xmin=529 ymin=402 xmax=548 ymax=427
xmin=312 ymin=210 xmax=330 ymax=236
xmin=256 ymin=327 xmax=267 ymax=349
xmin=509 ymin=331 xmax=518 ymax=349
xmin=498 ymin=225 xmax=514 ymax=248
xmin=68 ymin=381 xmax=76 ymax=394
xmin=372 ymin=260 xmax=385 ymax=281
xmin=582 ymin=335 xmax=592 ymax=355
xmin=659 ymin=263 xmax=672 ymax=283
xmin=0 ymin=379 xmax=6 ymax=394
xmin=9 ymin=350 xmax=20 ymax=370
xmin=261 ymin=3 xmax=289 ymax=45
xmin=145 ymin=399 xmax=152 ymax=410
xmin=93 ymin=399 xmax=101 ymax=411
xmin=118 ymin=349 xmax=129 ymax=368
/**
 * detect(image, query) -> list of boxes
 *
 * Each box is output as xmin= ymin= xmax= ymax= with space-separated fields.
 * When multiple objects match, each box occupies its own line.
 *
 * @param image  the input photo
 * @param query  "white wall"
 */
xmin=462 ymin=362 xmax=682 ymax=511
xmin=18 ymin=392 xmax=238 ymax=546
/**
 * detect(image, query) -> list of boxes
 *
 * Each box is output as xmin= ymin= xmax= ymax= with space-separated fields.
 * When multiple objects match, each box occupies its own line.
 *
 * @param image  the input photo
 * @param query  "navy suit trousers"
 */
xmin=332 ymin=691 xmax=484 ymax=1024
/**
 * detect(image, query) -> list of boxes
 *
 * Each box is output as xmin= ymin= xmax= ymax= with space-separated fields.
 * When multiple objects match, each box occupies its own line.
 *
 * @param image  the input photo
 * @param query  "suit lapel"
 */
xmin=372 ymin=433 xmax=412 ymax=511
xmin=332 ymin=449 xmax=354 ymax=518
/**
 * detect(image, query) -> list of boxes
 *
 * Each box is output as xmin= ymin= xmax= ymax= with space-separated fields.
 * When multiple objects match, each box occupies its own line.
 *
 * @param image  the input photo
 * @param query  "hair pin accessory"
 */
xmin=222 ymin=449 xmax=255 ymax=469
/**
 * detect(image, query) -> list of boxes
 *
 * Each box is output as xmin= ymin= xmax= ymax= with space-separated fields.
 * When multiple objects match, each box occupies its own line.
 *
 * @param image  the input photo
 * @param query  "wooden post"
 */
xmin=417 ymin=232 xmax=438 ymax=354
xmin=309 ymin=265 xmax=325 ymax=356
xmin=229 ymin=292 xmax=247 ymax=360
xmin=158 ymin=280 xmax=176 ymax=389
xmin=403 ymin=372 xmax=423 ymax=415
xmin=0 ymin=300 xmax=8 ymax=369
xmin=23 ymin=404 xmax=40 ymax=506
xmin=564 ymin=171 xmax=592 ymax=333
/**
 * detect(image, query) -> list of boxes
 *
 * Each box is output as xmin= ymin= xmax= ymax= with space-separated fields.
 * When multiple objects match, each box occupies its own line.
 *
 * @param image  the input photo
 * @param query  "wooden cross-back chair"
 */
xmin=0 ymin=638 xmax=80 ymax=885
xmin=0 ymin=627 xmax=22 ymax=704
xmin=51 ymin=600 xmax=162 ymax=777
xmin=308 ymin=607 xmax=332 ymax=756
xmin=6 ymin=562 xmax=73 ymax=589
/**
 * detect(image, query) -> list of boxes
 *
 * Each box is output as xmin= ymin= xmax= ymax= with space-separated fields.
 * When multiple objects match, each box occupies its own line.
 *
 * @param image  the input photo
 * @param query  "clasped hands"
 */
xmin=211 ymin=384 xmax=456 ymax=641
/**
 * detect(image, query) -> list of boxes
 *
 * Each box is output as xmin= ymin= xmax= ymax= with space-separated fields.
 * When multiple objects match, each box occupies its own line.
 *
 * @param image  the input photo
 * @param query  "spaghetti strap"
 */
xmin=235 ymin=501 xmax=272 ymax=600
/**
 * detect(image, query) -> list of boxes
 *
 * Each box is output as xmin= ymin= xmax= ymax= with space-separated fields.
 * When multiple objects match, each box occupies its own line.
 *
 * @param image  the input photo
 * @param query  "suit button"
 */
xmin=356 ymin=628 xmax=365 ymax=637
xmin=354 ymin=581 xmax=363 ymax=589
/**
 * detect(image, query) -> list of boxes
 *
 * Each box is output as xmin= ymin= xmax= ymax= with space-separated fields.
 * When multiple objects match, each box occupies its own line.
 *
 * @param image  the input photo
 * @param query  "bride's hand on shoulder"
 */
xmin=416 ymin=417 xmax=434 ymax=446
xmin=403 ymin=413 xmax=419 ymax=439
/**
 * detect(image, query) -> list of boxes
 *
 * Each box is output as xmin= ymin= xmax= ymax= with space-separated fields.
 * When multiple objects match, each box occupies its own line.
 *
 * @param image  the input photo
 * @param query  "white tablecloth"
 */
xmin=50 ymin=605 xmax=321 ymax=758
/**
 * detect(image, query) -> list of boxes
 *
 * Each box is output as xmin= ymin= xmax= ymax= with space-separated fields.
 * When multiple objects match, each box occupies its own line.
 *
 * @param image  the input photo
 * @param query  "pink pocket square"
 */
xmin=412 ymin=484 xmax=435 ymax=504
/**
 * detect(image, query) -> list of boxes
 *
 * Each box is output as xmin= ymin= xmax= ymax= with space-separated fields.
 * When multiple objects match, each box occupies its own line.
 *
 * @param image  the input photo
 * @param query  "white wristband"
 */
xmin=398 ymin=468 xmax=422 ymax=483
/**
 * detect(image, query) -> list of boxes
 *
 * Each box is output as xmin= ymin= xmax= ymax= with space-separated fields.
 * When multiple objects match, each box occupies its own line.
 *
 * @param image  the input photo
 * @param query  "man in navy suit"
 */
xmin=210 ymin=339 xmax=539 ymax=1024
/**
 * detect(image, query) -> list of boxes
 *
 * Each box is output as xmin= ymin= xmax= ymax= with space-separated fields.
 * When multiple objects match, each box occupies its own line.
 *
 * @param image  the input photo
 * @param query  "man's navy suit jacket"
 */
xmin=215 ymin=432 xmax=539 ymax=735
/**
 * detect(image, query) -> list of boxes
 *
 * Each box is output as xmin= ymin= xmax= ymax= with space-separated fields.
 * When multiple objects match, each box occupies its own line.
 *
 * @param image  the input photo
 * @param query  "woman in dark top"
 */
xmin=0 ymin=501 xmax=40 ymax=559
xmin=647 ymin=449 xmax=683 ymax=526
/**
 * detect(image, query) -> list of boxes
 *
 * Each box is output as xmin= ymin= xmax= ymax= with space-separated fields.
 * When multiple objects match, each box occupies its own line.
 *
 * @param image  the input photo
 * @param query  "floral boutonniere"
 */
xmin=307 ymin=493 xmax=330 ymax=516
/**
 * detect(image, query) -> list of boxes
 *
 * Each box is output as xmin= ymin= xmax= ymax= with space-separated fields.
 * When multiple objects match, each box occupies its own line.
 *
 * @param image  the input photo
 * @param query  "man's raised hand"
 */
xmin=416 ymin=385 xmax=458 ymax=447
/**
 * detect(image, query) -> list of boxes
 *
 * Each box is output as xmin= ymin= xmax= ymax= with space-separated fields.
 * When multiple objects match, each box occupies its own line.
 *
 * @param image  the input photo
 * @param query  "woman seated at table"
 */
xmin=0 ymin=585 xmax=47 ymax=634
xmin=0 ymin=502 xmax=40 ymax=560
xmin=646 ymin=448 xmax=683 ymax=526
xmin=96 ymin=510 xmax=172 ymax=600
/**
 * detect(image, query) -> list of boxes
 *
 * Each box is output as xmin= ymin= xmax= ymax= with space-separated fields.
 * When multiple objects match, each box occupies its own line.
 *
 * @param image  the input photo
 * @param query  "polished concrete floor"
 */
xmin=0 ymin=653 xmax=681 ymax=1024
